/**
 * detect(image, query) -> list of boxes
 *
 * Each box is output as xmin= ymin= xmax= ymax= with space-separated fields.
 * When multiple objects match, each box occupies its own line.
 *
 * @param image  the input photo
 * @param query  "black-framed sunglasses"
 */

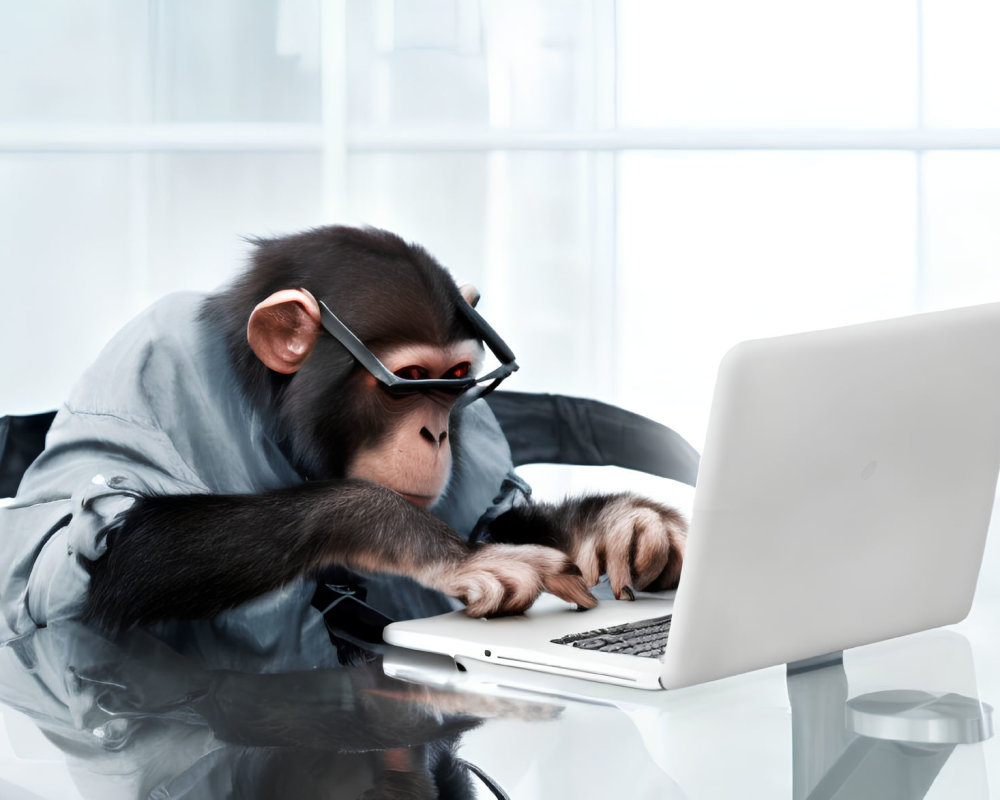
xmin=318 ymin=298 xmax=519 ymax=402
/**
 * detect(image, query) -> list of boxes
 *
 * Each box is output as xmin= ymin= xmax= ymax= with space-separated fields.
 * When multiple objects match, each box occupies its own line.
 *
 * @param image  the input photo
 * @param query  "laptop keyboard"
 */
xmin=550 ymin=614 xmax=672 ymax=658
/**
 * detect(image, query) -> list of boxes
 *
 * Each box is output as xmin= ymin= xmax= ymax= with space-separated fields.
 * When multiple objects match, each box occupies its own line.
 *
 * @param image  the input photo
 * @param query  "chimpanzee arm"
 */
xmin=483 ymin=492 xmax=687 ymax=601
xmin=80 ymin=479 xmax=595 ymax=631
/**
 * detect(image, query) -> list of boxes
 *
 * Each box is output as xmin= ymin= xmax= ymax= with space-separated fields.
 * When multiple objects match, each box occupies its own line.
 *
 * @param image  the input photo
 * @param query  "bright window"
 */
xmin=2 ymin=1 xmax=999 ymax=505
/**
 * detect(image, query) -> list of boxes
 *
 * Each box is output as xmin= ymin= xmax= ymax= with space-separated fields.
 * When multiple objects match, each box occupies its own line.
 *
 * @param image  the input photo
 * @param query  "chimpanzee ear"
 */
xmin=247 ymin=289 xmax=322 ymax=374
xmin=459 ymin=284 xmax=481 ymax=308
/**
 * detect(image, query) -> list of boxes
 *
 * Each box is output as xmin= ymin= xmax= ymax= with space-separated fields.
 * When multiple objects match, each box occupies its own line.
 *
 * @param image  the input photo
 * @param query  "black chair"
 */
xmin=0 ymin=411 xmax=57 ymax=498
xmin=484 ymin=391 xmax=699 ymax=486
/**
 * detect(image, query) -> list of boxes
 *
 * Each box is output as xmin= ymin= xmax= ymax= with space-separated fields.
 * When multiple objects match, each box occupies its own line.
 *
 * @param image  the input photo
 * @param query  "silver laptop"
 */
xmin=384 ymin=302 xmax=1000 ymax=691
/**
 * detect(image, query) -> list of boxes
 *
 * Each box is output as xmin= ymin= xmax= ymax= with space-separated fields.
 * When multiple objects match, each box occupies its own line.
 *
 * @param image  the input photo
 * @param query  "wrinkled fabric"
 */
xmin=0 ymin=292 xmax=514 ymax=666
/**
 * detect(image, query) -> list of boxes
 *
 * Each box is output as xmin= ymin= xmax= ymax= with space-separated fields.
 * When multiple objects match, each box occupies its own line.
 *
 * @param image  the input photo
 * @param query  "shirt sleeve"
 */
xmin=24 ymin=475 xmax=137 ymax=627
xmin=0 ymin=406 xmax=206 ymax=638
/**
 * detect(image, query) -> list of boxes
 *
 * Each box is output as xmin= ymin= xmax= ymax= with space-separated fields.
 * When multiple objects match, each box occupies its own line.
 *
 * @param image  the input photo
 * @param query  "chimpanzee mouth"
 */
xmin=397 ymin=491 xmax=436 ymax=509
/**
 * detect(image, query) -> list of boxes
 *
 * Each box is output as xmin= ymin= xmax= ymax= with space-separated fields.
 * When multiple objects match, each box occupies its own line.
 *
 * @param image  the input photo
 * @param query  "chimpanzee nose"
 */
xmin=419 ymin=427 xmax=448 ymax=447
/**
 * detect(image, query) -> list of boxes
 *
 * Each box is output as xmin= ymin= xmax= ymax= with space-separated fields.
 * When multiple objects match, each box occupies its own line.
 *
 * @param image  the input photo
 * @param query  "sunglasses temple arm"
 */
xmin=458 ymin=301 xmax=517 ymax=364
xmin=319 ymin=302 xmax=400 ymax=385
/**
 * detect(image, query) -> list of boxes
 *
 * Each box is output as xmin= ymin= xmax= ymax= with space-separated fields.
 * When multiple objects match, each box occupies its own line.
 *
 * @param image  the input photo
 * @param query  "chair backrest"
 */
xmin=484 ymin=391 xmax=699 ymax=487
xmin=0 ymin=411 xmax=56 ymax=497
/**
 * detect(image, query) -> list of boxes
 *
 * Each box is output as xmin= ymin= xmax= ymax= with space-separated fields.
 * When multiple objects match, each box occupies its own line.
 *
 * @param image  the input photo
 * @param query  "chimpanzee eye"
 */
xmin=444 ymin=362 xmax=472 ymax=379
xmin=395 ymin=365 xmax=429 ymax=381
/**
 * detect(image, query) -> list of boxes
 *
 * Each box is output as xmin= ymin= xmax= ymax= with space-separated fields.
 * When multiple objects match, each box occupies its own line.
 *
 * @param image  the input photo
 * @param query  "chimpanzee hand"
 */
xmin=485 ymin=492 xmax=687 ymax=602
xmin=438 ymin=544 xmax=597 ymax=617
xmin=82 ymin=482 xmax=599 ymax=631
xmin=563 ymin=494 xmax=687 ymax=599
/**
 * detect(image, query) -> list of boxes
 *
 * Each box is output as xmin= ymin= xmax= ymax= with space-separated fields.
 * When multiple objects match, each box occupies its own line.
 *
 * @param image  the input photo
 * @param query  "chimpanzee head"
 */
xmin=203 ymin=225 xmax=514 ymax=507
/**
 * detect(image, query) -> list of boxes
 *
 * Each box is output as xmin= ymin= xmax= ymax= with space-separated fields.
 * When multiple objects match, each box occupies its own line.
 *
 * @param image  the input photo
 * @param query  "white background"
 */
xmin=4 ymin=1 xmax=1000 ymax=457
xmin=2 ymin=3 xmax=1000 ymax=797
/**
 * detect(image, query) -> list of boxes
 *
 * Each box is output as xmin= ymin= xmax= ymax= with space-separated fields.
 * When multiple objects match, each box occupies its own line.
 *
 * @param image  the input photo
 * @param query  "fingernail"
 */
xmin=623 ymin=585 xmax=635 ymax=601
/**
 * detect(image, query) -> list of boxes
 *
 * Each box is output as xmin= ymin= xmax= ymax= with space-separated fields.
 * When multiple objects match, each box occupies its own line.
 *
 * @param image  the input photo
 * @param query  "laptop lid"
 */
xmin=660 ymin=301 xmax=1000 ymax=688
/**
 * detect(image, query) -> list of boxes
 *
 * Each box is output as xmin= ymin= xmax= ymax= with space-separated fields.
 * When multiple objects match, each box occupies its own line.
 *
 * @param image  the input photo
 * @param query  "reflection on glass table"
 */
xmin=388 ymin=628 xmax=994 ymax=799
xmin=788 ymin=631 xmax=993 ymax=800
xmin=0 ymin=621 xmax=564 ymax=799
xmin=0 ymin=617 xmax=994 ymax=799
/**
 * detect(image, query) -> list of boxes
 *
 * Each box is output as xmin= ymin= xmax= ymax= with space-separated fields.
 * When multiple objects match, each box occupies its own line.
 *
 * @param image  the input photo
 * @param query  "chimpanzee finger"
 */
xmin=641 ymin=511 xmax=687 ymax=591
xmin=630 ymin=518 xmax=675 ymax=591
xmin=643 ymin=535 xmax=686 ymax=591
xmin=542 ymin=561 xmax=598 ymax=610
xmin=570 ymin=536 xmax=603 ymax=587
xmin=607 ymin=554 xmax=635 ymax=602
xmin=605 ymin=503 xmax=670 ymax=600
xmin=453 ymin=544 xmax=595 ymax=616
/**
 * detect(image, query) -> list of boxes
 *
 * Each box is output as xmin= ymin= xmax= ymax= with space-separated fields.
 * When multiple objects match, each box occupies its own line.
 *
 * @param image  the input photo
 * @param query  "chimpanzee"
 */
xmin=0 ymin=226 xmax=685 ymax=656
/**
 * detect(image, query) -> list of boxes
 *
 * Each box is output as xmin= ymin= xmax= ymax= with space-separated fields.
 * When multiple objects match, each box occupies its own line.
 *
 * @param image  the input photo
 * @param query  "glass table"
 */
xmin=0 ymin=531 xmax=996 ymax=799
